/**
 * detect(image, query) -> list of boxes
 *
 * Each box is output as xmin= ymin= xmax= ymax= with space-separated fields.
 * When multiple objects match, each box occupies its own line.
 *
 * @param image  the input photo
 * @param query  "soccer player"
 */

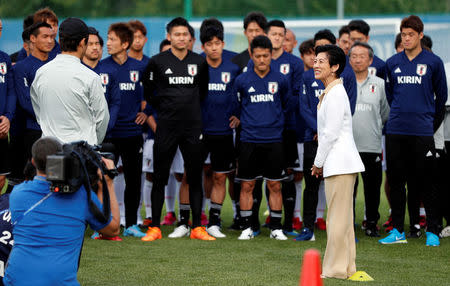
xmin=264 ymin=19 xmax=304 ymax=236
xmin=347 ymin=19 xmax=385 ymax=79
xmin=337 ymin=25 xmax=351 ymax=55
xmin=159 ymin=39 xmax=171 ymax=52
xmin=82 ymin=27 xmax=103 ymax=70
xmin=199 ymin=22 xmax=240 ymax=238
xmin=295 ymin=29 xmax=356 ymax=241
xmin=9 ymin=15 xmax=34 ymax=64
xmin=142 ymin=17 xmax=214 ymax=241
xmin=14 ymin=22 xmax=54 ymax=162
xmin=378 ymin=15 xmax=447 ymax=246
xmin=299 ymin=39 xmax=315 ymax=71
xmin=128 ymin=20 xmax=150 ymax=65
xmin=349 ymin=42 xmax=389 ymax=237
xmin=282 ymin=29 xmax=298 ymax=54
xmin=99 ymin=22 xmax=148 ymax=237
xmin=235 ymin=35 xmax=292 ymax=240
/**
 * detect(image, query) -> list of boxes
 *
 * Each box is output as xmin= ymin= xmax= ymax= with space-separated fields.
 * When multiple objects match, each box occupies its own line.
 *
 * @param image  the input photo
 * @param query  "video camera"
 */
xmin=45 ymin=141 xmax=118 ymax=223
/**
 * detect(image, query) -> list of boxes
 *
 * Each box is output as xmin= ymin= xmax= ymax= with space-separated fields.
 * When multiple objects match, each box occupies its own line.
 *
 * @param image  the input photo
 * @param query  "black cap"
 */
xmin=59 ymin=17 xmax=89 ymax=40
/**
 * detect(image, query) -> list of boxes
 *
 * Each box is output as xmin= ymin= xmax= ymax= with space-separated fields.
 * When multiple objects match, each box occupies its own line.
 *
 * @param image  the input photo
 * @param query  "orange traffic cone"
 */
xmin=299 ymin=249 xmax=323 ymax=286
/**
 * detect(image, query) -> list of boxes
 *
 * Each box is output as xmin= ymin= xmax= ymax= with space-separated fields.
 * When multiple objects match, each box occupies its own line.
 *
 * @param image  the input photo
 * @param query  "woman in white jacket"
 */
xmin=311 ymin=45 xmax=365 ymax=279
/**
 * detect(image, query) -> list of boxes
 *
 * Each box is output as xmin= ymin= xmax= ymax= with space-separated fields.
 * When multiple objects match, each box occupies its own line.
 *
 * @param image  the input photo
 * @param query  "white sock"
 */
xmin=143 ymin=179 xmax=152 ymax=217
xmin=420 ymin=207 xmax=426 ymax=216
xmin=363 ymin=206 xmax=367 ymax=221
xmin=294 ymin=180 xmax=302 ymax=220
xmin=316 ymin=181 xmax=326 ymax=220
xmin=165 ymin=174 xmax=177 ymax=213
xmin=114 ymin=173 xmax=126 ymax=226
xmin=231 ymin=200 xmax=237 ymax=218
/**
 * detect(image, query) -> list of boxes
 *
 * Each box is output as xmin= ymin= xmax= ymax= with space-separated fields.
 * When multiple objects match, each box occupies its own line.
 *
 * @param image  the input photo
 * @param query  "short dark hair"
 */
xmin=88 ymin=26 xmax=104 ymax=47
xmin=348 ymin=19 xmax=370 ymax=36
xmin=29 ymin=22 xmax=52 ymax=38
xmin=128 ymin=20 xmax=147 ymax=36
xmin=265 ymin=19 xmax=286 ymax=34
xmin=188 ymin=24 xmax=195 ymax=39
xmin=31 ymin=137 xmax=62 ymax=172
xmin=243 ymin=11 xmax=267 ymax=31
xmin=421 ymin=34 xmax=432 ymax=50
xmin=108 ymin=22 xmax=134 ymax=50
xmin=400 ymin=15 xmax=423 ymax=34
xmin=23 ymin=15 xmax=34 ymax=30
xmin=22 ymin=28 xmax=31 ymax=43
xmin=200 ymin=18 xmax=224 ymax=35
xmin=395 ymin=33 xmax=402 ymax=50
xmin=33 ymin=7 xmax=58 ymax=25
xmin=315 ymin=45 xmax=346 ymax=77
xmin=299 ymin=39 xmax=315 ymax=56
xmin=314 ymin=29 xmax=336 ymax=46
xmin=349 ymin=42 xmax=374 ymax=59
xmin=200 ymin=25 xmax=224 ymax=45
xmin=60 ymin=35 xmax=87 ymax=52
xmin=250 ymin=35 xmax=272 ymax=53
xmin=166 ymin=17 xmax=190 ymax=34
xmin=338 ymin=25 xmax=350 ymax=38
xmin=159 ymin=39 xmax=171 ymax=52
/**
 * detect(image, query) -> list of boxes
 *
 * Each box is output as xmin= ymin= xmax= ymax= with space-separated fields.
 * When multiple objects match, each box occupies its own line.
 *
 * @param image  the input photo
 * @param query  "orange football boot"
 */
xmin=141 ymin=227 xmax=162 ymax=242
xmin=190 ymin=227 xmax=216 ymax=240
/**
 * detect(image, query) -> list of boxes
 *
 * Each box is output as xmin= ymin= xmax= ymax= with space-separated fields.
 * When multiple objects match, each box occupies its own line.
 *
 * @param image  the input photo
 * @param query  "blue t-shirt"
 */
xmin=0 ymin=51 xmax=15 ymax=122
xmin=234 ymin=67 xmax=292 ymax=143
xmin=385 ymin=49 xmax=447 ymax=136
xmin=4 ymin=177 xmax=110 ymax=286
xmin=0 ymin=194 xmax=13 ymax=286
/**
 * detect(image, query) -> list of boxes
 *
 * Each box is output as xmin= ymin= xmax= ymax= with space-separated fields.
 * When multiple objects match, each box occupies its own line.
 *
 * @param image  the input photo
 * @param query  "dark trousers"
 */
xmin=105 ymin=135 xmax=143 ymax=228
xmin=24 ymin=129 xmax=42 ymax=162
xmin=354 ymin=153 xmax=382 ymax=227
xmin=386 ymin=134 xmax=439 ymax=234
xmin=439 ymin=143 xmax=450 ymax=225
xmin=302 ymin=141 xmax=322 ymax=230
xmin=151 ymin=120 xmax=204 ymax=228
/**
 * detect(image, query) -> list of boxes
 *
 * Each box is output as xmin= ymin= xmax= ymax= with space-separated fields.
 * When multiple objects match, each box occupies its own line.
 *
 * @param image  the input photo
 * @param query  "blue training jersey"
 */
xmin=97 ymin=56 xmax=145 ymax=138
xmin=234 ymin=67 xmax=293 ymax=143
xmin=385 ymin=49 xmax=447 ymax=136
xmin=13 ymin=55 xmax=51 ymax=131
xmin=369 ymin=55 xmax=386 ymax=80
xmin=201 ymin=53 xmax=240 ymax=135
xmin=0 ymin=51 xmax=15 ymax=122
xmin=16 ymin=41 xmax=60 ymax=63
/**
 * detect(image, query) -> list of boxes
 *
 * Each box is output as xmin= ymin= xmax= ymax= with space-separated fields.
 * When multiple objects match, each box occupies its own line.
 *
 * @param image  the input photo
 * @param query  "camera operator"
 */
xmin=4 ymin=137 xmax=120 ymax=286
xmin=30 ymin=17 xmax=109 ymax=145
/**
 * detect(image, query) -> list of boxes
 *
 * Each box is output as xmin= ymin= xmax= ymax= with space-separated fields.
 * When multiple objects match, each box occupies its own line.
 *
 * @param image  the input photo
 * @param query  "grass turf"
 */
xmin=78 ymin=175 xmax=449 ymax=285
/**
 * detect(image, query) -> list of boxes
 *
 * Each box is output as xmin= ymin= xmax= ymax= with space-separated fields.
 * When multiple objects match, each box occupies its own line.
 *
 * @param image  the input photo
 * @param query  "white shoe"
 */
xmin=270 ymin=229 xmax=288 ymax=240
xmin=206 ymin=225 xmax=226 ymax=238
xmin=168 ymin=225 xmax=190 ymax=238
xmin=238 ymin=227 xmax=254 ymax=240
xmin=440 ymin=226 xmax=450 ymax=238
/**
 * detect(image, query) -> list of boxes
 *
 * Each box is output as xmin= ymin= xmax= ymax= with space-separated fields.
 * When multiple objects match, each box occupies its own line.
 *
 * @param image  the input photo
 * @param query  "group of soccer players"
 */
xmin=0 ymin=7 xmax=449 ymax=245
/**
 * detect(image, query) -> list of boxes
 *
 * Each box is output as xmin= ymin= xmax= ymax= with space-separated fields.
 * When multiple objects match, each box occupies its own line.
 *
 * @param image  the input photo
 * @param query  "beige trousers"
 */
xmin=322 ymin=173 xmax=357 ymax=279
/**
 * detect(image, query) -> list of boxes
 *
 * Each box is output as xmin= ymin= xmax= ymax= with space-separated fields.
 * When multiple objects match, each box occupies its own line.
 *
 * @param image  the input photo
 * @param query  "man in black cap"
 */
xmin=30 ymin=17 xmax=109 ymax=145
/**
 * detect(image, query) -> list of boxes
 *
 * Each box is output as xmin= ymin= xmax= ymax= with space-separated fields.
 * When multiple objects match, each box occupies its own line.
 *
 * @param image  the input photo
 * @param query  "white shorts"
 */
xmin=293 ymin=143 xmax=304 ymax=172
xmin=142 ymin=140 xmax=184 ymax=174
xmin=381 ymin=135 xmax=387 ymax=171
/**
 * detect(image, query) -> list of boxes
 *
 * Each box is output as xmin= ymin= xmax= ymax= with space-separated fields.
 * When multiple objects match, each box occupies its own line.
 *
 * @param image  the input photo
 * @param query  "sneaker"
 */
xmin=270 ymin=229 xmax=288 ymax=240
xmin=283 ymin=230 xmax=299 ymax=236
xmin=91 ymin=231 xmax=100 ymax=239
xmin=378 ymin=228 xmax=407 ymax=244
xmin=383 ymin=216 xmax=392 ymax=228
xmin=238 ymin=227 xmax=254 ymax=240
xmin=440 ymin=226 xmax=450 ymax=238
xmin=123 ymin=225 xmax=146 ymax=238
xmin=419 ymin=215 xmax=427 ymax=228
xmin=141 ymin=227 xmax=162 ymax=241
xmin=190 ymin=226 xmax=216 ymax=240
xmin=206 ymin=225 xmax=226 ymax=238
xmin=141 ymin=217 xmax=152 ymax=228
xmin=293 ymin=227 xmax=315 ymax=241
xmin=201 ymin=212 xmax=209 ymax=226
xmin=97 ymin=234 xmax=123 ymax=241
xmin=292 ymin=217 xmax=303 ymax=230
xmin=408 ymin=226 xmax=421 ymax=238
xmin=315 ymin=218 xmax=326 ymax=230
xmin=228 ymin=218 xmax=242 ymax=231
xmin=168 ymin=225 xmax=190 ymax=238
xmin=425 ymin=232 xmax=440 ymax=246
xmin=365 ymin=226 xmax=380 ymax=237
xmin=161 ymin=212 xmax=177 ymax=226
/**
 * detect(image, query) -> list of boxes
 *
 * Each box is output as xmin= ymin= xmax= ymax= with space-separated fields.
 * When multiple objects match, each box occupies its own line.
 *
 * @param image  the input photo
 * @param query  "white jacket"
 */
xmin=314 ymin=80 xmax=365 ymax=178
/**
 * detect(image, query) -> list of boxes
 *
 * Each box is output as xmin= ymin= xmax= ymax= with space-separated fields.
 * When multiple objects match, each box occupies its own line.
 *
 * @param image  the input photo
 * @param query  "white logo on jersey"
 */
xmin=369 ymin=84 xmax=376 ymax=93
xmin=312 ymin=81 xmax=318 ymax=87
xmin=0 ymin=63 xmax=7 ymax=75
xmin=268 ymin=82 xmax=278 ymax=94
xmin=243 ymin=66 xmax=248 ymax=73
xmin=368 ymin=67 xmax=377 ymax=76
xmin=426 ymin=150 xmax=433 ymax=157
xmin=221 ymin=72 xmax=230 ymax=84
xmin=416 ymin=64 xmax=427 ymax=76
xmin=315 ymin=89 xmax=323 ymax=98
xmin=209 ymin=83 xmax=226 ymax=91
xmin=120 ymin=83 xmax=136 ymax=90
xmin=100 ymin=73 xmax=109 ymax=85
xmin=376 ymin=156 xmax=381 ymax=162
xmin=130 ymin=71 xmax=139 ymax=83
xmin=23 ymin=77 xmax=28 ymax=87
xmin=165 ymin=68 xmax=173 ymax=74
xmin=169 ymin=77 xmax=194 ymax=84
xmin=280 ymin=64 xmax=290 ymax=75
xmin=302 ymin=84 xmax=306 ymax=95
xmin=397 ymin=76 xmax=422 ymax=84
xmin=149 ymin=72 xmax=153 ymax=81
xmin=188 ymin=64 xmax=197 ymax=76
xmin=394 ymin=67 xmax=402 ymax=73
xmin=250 ymin=94 xmax=274 ymax=103
xmin=248 ymin=86 xmax=255 ymax=93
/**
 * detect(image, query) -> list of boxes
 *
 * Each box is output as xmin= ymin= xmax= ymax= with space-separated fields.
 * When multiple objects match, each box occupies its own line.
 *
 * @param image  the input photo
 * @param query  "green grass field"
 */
xmin=78 ymin=176 xmax=450 ymax=286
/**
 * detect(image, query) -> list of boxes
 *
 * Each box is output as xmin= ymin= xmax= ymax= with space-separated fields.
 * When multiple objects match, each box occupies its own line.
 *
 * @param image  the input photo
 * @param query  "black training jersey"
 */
xmin=143 ymin=49 xmax=208 ymax=122
xmin=231 ymin=49 xmax=251 ymax=73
